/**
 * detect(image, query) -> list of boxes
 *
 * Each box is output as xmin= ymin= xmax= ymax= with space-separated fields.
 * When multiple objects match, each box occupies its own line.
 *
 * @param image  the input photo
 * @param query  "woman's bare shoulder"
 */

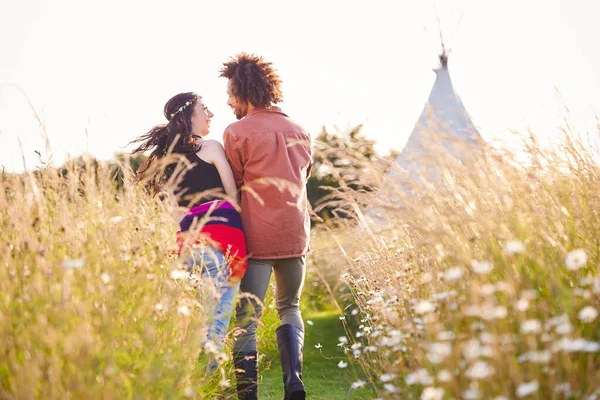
xmin=196 ymin=139 xmax=225 ymax=162
xmin=200 ymin=139 xmax=224 ymax=148
xmin=201 ymin=139 xmax=226 ymax=155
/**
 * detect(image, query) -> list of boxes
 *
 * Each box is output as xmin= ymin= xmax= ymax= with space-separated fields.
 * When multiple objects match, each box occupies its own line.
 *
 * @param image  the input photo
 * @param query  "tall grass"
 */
xmin=325 ymin=129 xmax=600 ymax=399
xmin=0 ymin=151 xmax=343 ymax=399
xmin=0 ymin=156 xmax=227 ymax=399
xmin=4 ymin=119 xmax=600 ymax=400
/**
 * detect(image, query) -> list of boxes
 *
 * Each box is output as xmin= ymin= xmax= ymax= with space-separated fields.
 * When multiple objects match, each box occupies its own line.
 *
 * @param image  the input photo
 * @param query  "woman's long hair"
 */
xmin=130 ymin=92 xmax=201 ymax=188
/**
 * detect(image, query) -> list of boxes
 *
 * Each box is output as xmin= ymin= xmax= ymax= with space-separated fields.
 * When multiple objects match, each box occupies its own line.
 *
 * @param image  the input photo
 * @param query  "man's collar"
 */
xmin=246 ymin=105 xmax=286 ymax=117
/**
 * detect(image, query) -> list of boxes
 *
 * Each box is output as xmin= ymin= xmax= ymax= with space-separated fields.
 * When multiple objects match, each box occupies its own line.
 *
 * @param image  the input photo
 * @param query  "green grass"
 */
xmin=258 ymin=310 xmax=375 ymax=399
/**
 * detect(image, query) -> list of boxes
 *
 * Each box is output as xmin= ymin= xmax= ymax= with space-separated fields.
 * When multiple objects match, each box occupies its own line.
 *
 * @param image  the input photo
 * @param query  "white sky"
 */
xmin=1 ymin=0 xmax=599 ymax=171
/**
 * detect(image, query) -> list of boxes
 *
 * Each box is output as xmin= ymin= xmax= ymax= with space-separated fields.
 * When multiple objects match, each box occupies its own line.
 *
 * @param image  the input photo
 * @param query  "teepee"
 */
xmin=388 ymin=49 xmax=482 ymax=187
xmin=360 ymin=45 xmax=484 ymax=229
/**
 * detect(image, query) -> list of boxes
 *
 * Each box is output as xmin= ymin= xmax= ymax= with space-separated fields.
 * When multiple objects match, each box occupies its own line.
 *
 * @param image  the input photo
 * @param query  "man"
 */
xmin=220 ymin=53 xmax=312 ymax=400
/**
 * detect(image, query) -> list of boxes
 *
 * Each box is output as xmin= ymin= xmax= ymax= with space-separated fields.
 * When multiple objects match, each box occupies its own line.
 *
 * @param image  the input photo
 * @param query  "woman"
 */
xmin=130 ymin=92 xmax=247 ymax=371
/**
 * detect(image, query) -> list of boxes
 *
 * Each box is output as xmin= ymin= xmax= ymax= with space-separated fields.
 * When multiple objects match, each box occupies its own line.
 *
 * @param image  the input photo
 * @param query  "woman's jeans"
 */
xmin=183 ymin=247 xmax=239 ymax=353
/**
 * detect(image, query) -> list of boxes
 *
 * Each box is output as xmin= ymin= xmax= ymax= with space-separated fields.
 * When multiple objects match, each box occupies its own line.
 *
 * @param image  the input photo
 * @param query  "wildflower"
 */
xmin=380 ymin=373 xmax=396 ymax=382
xmin=426 ymin=342 xmax=452 ymax=364
xmin=548 ymin=314 xmax=569 ymax=326
xmin=463 ymin=339 xmax=482 ymax=360
xmin=339 ymin=316 xmax=346 ymax=321
xmin=414 ymin=300 xmax=436 ymax=315
xmin=315 ymin=343 xmax=322 ymax=349
xmin=432 ymin=290 xmax=456 ymax=301
xmin=100 ymin=273 xmax=111 ymax=284
xmin=338 ymin=336 xmax=348 ymax=344
xmin=516 ymin=298 xmax=529 ymax=311
xmin=338 ymin=360 xmax=348 ymax=368
xmin=480 ymin=332 xmax=496 ymax=344
xmin=565 ymin=249 xmax=588 ymax=271
xmin=421 ymin=387 xmax=444 ymax=400
xmin=219 ymin=378 xmax=231 ymax=388
xmin=354 ymin=276 xmax=366 ymax=284
xmin=555 ymin=322 xmax=573 ymax=335
xmin=463 ymin=388 xmax=482 ymax=399
xmin=61 ymin=257 xmax=85 ymax=269
xmin=177 ymin=305 xmax=191 ymax=316
xmin=437 ymin=370 xmax=452 ymax=382
xmin=580 ymin=275 xmax=594 ymax=286
xmin=203 ymin=341 xmax=217 ymax=354
xmin=481 ymin=345 xmax=494 ymax=357
xmin=443 ymin=266 xmax=464 ymax=282
xmin=472 ymin=260 xmax=493 ymax=274
xmin=380 ymin=335 xmax=402 ymax=347
xmin=554 ymin=383 xmax=572 ymax=395
xmin=170 ymin=270 xmax=189 ymax=280
xmin=586 ymin=389 xmax=600 ymax=400
xmin=516 ymin=380 xmax=539 ymax=397
xmin=517 ymin=351 xmax=551 ymax=364
xmin=578 ymin=306 xmax=598 ymax=323
xmin=465 ymin=360 xmax=495 ymax=379
xmin=384 ymin=384 xmax=398 ymax=393
xmin=483 ymin=306 xmax=508 ymax=320
xmin=104 ymin=365 xmax=117 ymax=376
xmin=464 ymin=305 xmax=482 ymax=317
xmin=154 ymin=303 xmax=165 ymax=311
xmin=437 ymin=331 xmax=454 ymax=341
xmin=183 ymin=387 xmax=195 ymax=398
xmin=481 ymin=284 xmax=496 ymax=296
xmin=555 ymin=337 xmax=600 ymax=352
xmin=351 ymin=380 xmax=366 ymax=389
xmin=471 ymin=322 xmax=486 ymax=331
xmin=366 ymin=294 xmax=384 ymax=305
xmin=521 ymin=319 xmax=542 ymax=334
xmin=405 ymin=369 xmax=433 ymax=385
xmin=351 ymin=309 xmax=359 ymax=315
xmin=504 ymin=240 xmax=525 ymax=255
xmin=548 ymin=314 xmax=572 ymax=334
xmin=421 ymin=272 xmax=434 ymax=284
xmin=593 ymin=275 xmax=600 ymax=294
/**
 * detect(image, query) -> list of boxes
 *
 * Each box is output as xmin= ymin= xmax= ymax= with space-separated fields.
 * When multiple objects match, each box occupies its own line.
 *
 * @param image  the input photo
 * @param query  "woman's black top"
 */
xmin=176 ymin=153 xmax=224 ymax=207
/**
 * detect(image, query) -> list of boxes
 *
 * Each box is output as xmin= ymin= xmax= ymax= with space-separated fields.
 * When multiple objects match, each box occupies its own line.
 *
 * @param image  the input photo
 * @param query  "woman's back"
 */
xmin=177 ymin=153 xmax=225 ymax=207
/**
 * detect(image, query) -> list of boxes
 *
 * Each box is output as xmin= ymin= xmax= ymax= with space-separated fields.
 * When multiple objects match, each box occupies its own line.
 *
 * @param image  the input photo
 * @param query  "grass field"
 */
xmin=2 ymin=129 xmax=600 ymax=399
xmin=258 ymin=309 xmax=375 ymax=399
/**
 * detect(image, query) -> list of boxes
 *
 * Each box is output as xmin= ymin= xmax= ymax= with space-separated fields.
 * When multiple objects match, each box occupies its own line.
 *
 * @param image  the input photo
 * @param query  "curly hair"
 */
xmin=219 ymin=53 xmax=283 ymax=108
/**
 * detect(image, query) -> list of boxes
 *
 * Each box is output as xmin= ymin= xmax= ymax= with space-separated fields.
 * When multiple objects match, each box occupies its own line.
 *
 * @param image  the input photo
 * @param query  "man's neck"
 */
xmin=247 ymin=103 xmax=273 ymax=113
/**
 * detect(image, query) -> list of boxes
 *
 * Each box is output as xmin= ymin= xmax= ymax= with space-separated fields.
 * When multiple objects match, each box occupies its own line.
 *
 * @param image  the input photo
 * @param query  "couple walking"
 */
xmin=131 ymin=53 xmax=312 ymax=400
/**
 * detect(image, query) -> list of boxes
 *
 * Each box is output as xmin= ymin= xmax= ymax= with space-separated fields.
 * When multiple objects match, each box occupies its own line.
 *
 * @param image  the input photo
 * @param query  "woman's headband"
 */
xmin=170 ymin=95 xmax=199 ymax=119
